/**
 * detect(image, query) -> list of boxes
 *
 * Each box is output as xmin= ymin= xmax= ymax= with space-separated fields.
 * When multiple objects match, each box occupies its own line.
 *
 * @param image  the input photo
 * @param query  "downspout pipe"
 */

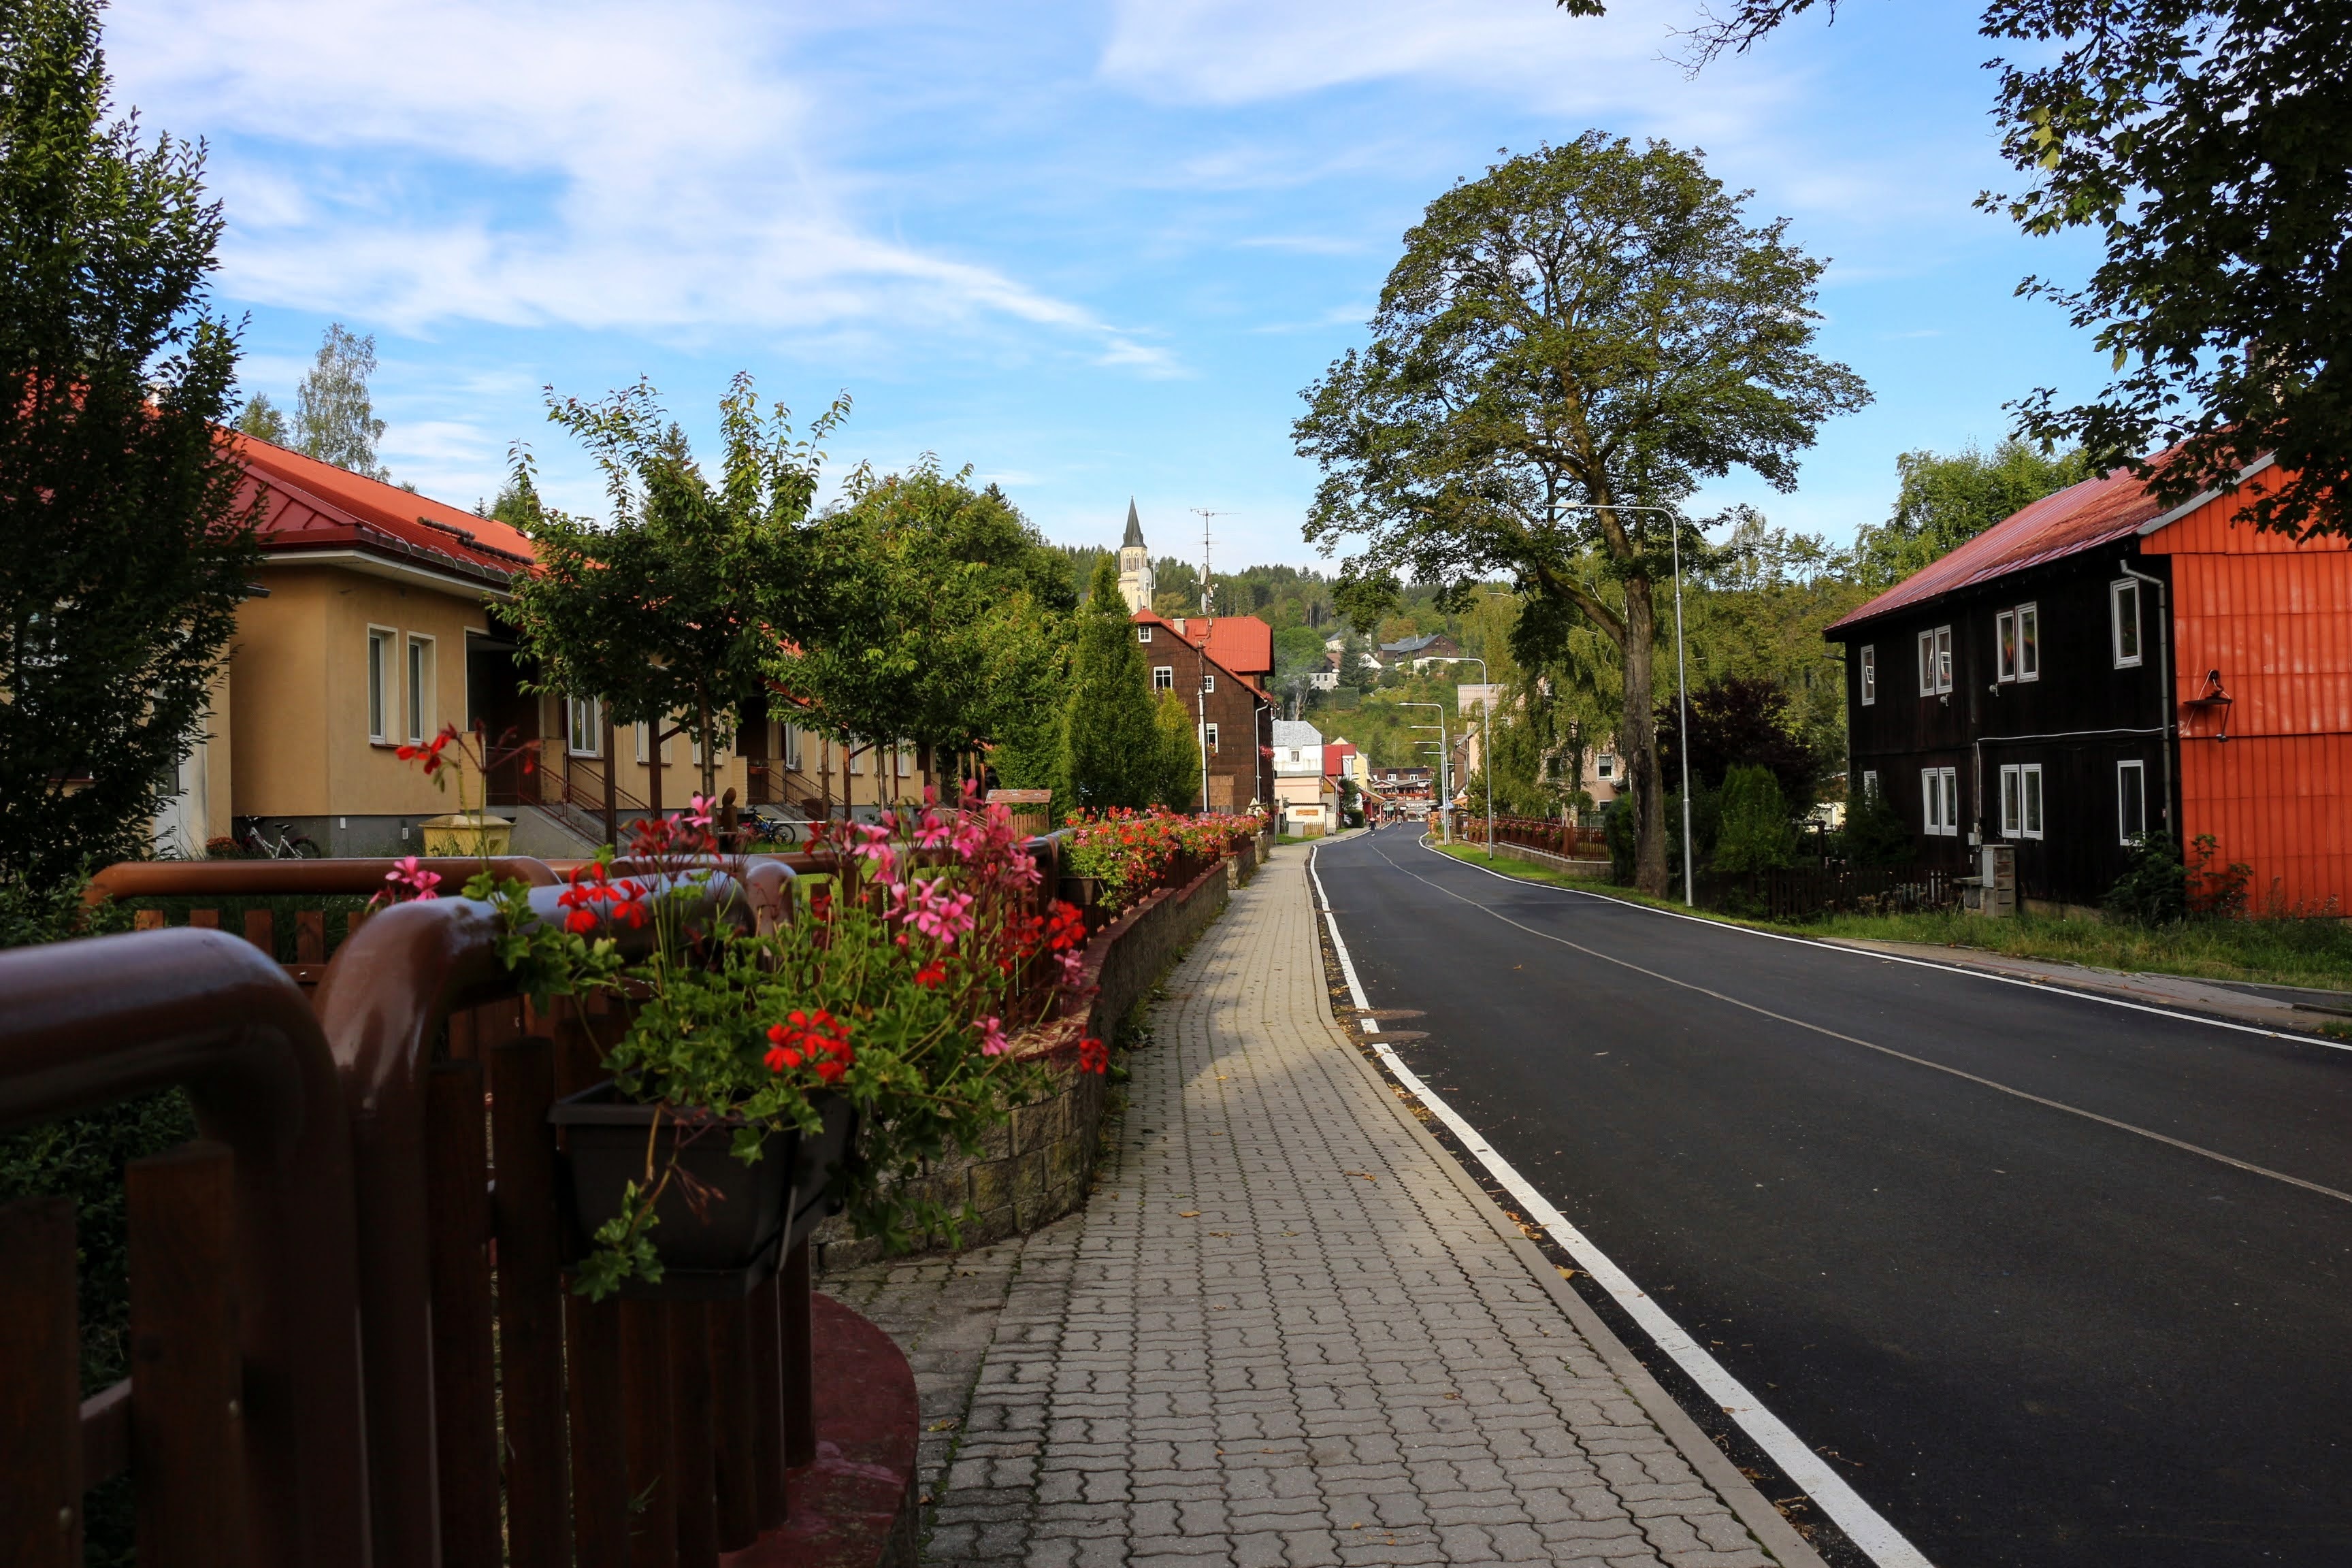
xmin=2119 ymin=559 xmax=2176 ymax=843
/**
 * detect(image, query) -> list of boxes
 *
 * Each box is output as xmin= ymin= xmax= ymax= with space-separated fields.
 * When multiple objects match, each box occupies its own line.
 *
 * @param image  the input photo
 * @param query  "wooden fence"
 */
xmin=1694 ymin=864 xmax=1961 ymax=921
xmin=5 ymin=852 xmax=926 ymax=1568
xmin=1460 ymin=815 xmax=1609 ymax=860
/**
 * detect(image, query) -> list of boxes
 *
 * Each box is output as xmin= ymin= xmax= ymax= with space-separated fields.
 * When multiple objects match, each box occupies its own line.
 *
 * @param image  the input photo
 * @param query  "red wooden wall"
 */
xmin=2144 ymin=475 xmax=2352 ymax=914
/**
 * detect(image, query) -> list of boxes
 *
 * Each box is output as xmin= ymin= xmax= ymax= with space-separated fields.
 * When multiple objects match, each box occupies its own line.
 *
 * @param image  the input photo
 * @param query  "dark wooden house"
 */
xmin=1132 ymin=608 xmax=1277 ymax=811
xmin=1828 ymin=457 xmax=2352 ymax=913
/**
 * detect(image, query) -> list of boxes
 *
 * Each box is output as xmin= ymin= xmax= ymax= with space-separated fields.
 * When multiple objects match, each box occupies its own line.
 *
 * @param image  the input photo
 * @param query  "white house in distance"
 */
xmin=1272 ymin=719 xmax=1337 ymax=836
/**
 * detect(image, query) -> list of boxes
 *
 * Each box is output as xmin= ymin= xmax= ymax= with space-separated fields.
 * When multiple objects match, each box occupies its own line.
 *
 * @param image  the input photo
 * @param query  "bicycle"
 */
xmin=235 ymin=818 xmax=321 ymax=860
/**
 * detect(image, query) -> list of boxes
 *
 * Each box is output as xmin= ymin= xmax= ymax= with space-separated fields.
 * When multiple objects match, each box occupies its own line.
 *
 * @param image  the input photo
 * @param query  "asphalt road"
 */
xmin=1313 ymin=830 xmax=2352 ymax=1567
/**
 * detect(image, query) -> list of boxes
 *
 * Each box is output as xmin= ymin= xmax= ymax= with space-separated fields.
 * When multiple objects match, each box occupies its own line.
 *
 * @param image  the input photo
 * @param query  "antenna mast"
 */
xmin=1189 ymin=508 xmax=1226 ymax=616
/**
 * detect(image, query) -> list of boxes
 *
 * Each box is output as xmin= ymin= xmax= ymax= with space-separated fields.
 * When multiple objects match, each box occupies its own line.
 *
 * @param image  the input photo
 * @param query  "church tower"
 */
xmin=1116 ymin=499 xmax=1153 ymax=612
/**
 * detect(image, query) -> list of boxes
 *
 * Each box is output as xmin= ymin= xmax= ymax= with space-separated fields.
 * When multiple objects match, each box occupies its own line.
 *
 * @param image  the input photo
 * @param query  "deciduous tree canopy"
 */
xmin=1296 ymin=133 xmax=1866 ymax=893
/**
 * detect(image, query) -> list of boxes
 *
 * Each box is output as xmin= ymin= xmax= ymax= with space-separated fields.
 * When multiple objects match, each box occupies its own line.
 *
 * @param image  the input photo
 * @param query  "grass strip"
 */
xmin=1430 ymin=842 xmax=2352 ymax=993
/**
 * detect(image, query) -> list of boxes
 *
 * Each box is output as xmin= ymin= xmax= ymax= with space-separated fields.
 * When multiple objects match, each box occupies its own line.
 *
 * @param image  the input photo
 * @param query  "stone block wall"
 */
xmin=812 ymin=849 xmax=1241 ymax=1271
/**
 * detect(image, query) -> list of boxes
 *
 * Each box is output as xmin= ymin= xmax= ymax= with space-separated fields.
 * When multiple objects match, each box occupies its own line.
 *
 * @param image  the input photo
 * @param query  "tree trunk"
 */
xmin=1620 ymin=576 xmax=1671 ymax=896
xmin=647 ymin=721 xmax=663 ymax=821
xmin=698 ymin=694 xmax=716 ymax=804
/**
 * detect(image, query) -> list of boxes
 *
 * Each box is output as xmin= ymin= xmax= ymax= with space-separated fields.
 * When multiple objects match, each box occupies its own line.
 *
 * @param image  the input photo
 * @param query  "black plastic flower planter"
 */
xmin=551 ymin=1083 xmax=857 ymax=1300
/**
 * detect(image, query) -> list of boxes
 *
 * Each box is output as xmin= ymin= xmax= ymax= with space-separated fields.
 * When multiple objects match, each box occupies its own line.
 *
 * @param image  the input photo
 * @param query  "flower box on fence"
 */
xmin=551 ymin=1083 xmax=858 ymax=1298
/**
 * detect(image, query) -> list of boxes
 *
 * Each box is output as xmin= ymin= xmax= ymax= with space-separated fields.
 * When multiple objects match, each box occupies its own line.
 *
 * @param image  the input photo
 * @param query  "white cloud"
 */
xmin=104 ymin=0 xmax=1149 ymax=359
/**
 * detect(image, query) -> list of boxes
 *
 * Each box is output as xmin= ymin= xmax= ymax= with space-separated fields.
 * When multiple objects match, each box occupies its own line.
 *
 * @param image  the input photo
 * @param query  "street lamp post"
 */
xmin=1432 ymin=656 xmax=1496 ymax=861
xmin=1196 ymin=672 xmax=1211 ymax=815
xmin=1542 ymin=502 xmax=1696 ymax=908
xmin=1398 ymin=700 xmax=1450 ymax=844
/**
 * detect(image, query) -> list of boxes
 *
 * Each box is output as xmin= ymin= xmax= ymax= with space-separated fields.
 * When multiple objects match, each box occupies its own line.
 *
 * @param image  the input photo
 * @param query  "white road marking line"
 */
xmin=1424 ymin=835 xmax=2352 ymax=1055
xmin=1308 ymin=846 xmax=1936 ymax=1568
xmin=1368 ymin=839 xmax=2352 ymax=1208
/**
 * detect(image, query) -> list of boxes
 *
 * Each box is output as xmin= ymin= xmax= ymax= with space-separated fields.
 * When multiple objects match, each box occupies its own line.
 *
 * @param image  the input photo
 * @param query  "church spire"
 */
xmin=1122 ymin=498 xmax=1145 ymax=550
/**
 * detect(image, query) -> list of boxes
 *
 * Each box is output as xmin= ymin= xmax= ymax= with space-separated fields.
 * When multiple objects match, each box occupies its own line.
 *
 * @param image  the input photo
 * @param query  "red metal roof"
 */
xmin=233 ymin=431 xmax=534 ymax=587
xmin=1828 ymin=467 xmax=2166 ymax=634
xmin=1132 ymin=608 xmax=1273 ymax=699
xmin=1187 ymin=615 xmax=1272 ymax=679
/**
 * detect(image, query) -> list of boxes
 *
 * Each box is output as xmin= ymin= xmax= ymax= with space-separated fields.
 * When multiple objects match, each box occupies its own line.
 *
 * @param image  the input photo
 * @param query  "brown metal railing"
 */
xmin=1461 ymin=815 xmax=1609 ymax=859
xmin=0 ymin=928 xmax=369 ymax=1568
xmin=9 ymin=859 xmax=845 ymax=1568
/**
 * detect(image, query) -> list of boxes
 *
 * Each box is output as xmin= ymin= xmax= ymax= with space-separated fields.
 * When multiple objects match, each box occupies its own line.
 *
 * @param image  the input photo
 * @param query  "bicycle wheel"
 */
xmin=287 ymin=836 xmax=322 ymax=859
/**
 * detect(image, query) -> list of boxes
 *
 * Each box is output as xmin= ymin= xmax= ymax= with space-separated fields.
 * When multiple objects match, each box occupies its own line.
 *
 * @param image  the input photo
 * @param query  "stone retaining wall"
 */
xmin=812 ymin=848 xmax=1243 ymax=1271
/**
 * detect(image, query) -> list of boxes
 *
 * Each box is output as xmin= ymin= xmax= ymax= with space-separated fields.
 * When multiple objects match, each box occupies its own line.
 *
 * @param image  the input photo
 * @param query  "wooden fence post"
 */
xmin=0 ymin=1196 xmax=81 ymax=1568
xmin=709 ymin=1300 xmax=760 ymax=1552
xmin=426 ymin=1061 xmax=502 ymax=1568
xmin=748 ymin=1271 xmax=787 ymax=1529
xmin=127 ymin=1141 xmax=246 ymax=1568
xmin=620 ymin=1298 xmax=679 ymax=1568
xmin=566 ymin=1294 xmax=629 ymax=1568
xmin=668 ymin=1304 xmax=719 ymax=1568
xmin=492 ymin=1036 xmax=573 ymax=1568
xmin=781 ymin=1239 xmax=815 ymax=1469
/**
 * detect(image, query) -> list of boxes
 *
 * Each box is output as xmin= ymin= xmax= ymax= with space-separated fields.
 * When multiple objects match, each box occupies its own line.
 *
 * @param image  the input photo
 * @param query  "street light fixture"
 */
xmin=1399 ymin=701 xmax=1450 ymax=843
xmin=1429 ymin=656 xmax=1496 ymax=862
xmin=1542 ymin=502 xmax=1696 ymax=909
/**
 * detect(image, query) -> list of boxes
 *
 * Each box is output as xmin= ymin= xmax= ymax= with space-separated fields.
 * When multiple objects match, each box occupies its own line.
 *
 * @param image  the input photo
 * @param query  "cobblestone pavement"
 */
xmin=826 ymin=847 xmax=1798 ymax=1568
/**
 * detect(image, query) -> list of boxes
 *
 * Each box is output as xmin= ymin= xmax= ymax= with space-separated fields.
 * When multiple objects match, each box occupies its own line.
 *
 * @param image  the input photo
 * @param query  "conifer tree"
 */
xmin=0 ymin=0 xmax=258 ymax=882
xmin=1153 ymin=691 xmax=1202 ymax=811
xmin=1063 ymin=558 xmax=1158 ymax=811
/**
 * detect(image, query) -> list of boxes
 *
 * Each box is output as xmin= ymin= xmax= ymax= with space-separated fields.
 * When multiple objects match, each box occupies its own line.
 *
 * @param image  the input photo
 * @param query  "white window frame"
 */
xmin=366 ymin=627 xmax=393 ymax=743
xmin=1922 ymin=766 xmax=1960 ymax=836
xmin=896 ymin=742 xmax=913 ymax=778
xmin=1152 ymin=665 xmax=1174 ymax=691
xmin=405 ymin=634 xmax=436 ymax=744
xmin=568 ymin=695 xmax=603 ymax=757
xmin=1861 ymin=768 xmax=1879 ymax=801
xmin=1918 ymin=626 xmax=1953 ymax=695
xmin=1137 ymin=625 xmax=1152 ymax=643
xmin=1595 ymin=753 xmax=1616 ymax=781
xmin=2117 ymin=760 xmax=2149 ymax=843
xmin=783 ymin=723 xmax=803 ymax=771
xmin=1998 ymin=763 xmax=2044 ymax=840
xmin=1860 ymin=644 xmax=1876 ymax=706
xmin=1204 ymin=722 xmax=1220 ymax=753
xmin=847 ymin=737 xmax=864 ymax=775
xmin=2111 ymin=580 xmax=2144 ymax=668
xmin=1996 ymin=609 xmax=2017 ymax=682
xmin=2016 ymin=603 xmax=2039 ymax=681
xmin=1202 ymin=671 xmax=1215 ymax=693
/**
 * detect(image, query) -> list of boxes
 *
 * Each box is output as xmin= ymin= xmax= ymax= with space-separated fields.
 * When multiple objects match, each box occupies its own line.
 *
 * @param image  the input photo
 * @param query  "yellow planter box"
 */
xmin=419 ymin=813 xmax=515 ymax=858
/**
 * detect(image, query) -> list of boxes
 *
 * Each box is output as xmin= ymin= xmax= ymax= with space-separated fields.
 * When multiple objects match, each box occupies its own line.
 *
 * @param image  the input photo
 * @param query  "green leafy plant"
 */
xmin=1711 ymin=764 xmax=1796 ymax=874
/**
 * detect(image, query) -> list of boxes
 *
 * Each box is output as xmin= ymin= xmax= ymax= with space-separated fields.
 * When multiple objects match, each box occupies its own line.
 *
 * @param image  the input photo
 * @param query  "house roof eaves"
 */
xmin=259 ymin=545 xmax=512 ymax=602
xmin=2134 ymin=452 xmax=2278 ymax=536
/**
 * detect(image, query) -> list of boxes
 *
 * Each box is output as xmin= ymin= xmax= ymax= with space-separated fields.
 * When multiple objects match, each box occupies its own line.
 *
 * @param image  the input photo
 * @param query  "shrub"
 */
xmin=1844 ymin=777 xmax=1914 ymax=867
xmin=1712 ymin=764 xmax=1797 ymax=874
xmin=2104 ymin=833 xmax=2188 ymax=926
xmin=1603 ymin=796 xmax=1636 ymax=884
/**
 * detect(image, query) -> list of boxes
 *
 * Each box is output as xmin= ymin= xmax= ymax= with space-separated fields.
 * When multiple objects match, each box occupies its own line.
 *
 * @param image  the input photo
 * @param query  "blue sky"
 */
xmin=108 ymin=0 xmax=2108 ymax=570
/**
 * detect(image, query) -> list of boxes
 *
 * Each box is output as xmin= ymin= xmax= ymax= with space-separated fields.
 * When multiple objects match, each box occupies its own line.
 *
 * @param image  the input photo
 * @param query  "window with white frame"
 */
xmin=1204 ymin=723 xmax=1219 ymax=753
xmin=1595 ymin=753 xmax=1616 ymax=781
xmin=568 ymin=696 xmax=602 ymax=756
xmin=1137 ymin=625 xmax=1152 ymax=643
xmin=1860 ymin=644 xmax=1876 ymax=706
xmin=635 ymin=721 xmax=670 ymax=765
xmin=1201 ymin=672 xmax=1215 ymax=693
xmin=1917 ymin=625 xmax=1953 ymax=695
xmin=847 ymin=738 xmax=864 ymax=774
xmin=1999 ymin=762 xmax=2044 ymax=839
xmin=1861 ymin=768 xmax=1880 ymax=801
xmin=896 ymin=742 xmax=912 ymax=777
xmin=1921 ymin=766 xmax=1960 ymax=836
xmin=1152 ymin=665 xmax=1174 ymax=691
xmin=2117 ymin=759 xmax=2149 ymax=843
xmin=366 ymin=627 xmax=392 ymax=742
xmin=406 ymin=635 xmax=435 ymax=742
xmin=1995 ymin=604 xmax=2040 ymax=683
xmin=2111 ymin=580 xmax=2143 ymax=668
xmin=783 ymin=723 xmax=803 ymax=771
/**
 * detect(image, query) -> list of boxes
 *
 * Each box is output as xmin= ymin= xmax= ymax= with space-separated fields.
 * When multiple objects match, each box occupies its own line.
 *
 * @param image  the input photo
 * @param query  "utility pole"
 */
xmin=1399 ymin=702 xmax=1450 ymax=845
xmin=1433 ymin=657 xmax=1495 ymax=860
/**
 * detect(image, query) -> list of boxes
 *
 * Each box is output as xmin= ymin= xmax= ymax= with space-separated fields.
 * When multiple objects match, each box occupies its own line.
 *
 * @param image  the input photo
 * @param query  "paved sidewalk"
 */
xmin=827 ymin=849 xmax=1803 ymax=1568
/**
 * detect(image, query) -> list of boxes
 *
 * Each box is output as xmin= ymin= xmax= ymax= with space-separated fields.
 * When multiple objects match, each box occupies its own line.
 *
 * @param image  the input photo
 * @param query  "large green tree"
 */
xmin=1649 ymin=0 xmax=2352 ymax=540
xmin=768 ymin=458 xmax=1077 ymax=808
xmin=294 ymin=323 xmax=387 ymax=479
xmin=506 ymin=374 xmax=841 ymax=813
xmin=1852 ymin=440 xmax=2091 ymax=589
xmin=0 ymin=0 xmax=259 ymax=883
xmin=1063 ymin=557 xmax=1159 ymax=811
xmin=1296 ymin=134 xmax=1867 ymax=894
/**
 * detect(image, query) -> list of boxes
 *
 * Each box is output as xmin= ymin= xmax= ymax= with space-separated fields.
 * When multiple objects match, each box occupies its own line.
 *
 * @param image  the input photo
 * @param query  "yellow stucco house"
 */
xmin=156 ymin=436 xmax=940 ymax=858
